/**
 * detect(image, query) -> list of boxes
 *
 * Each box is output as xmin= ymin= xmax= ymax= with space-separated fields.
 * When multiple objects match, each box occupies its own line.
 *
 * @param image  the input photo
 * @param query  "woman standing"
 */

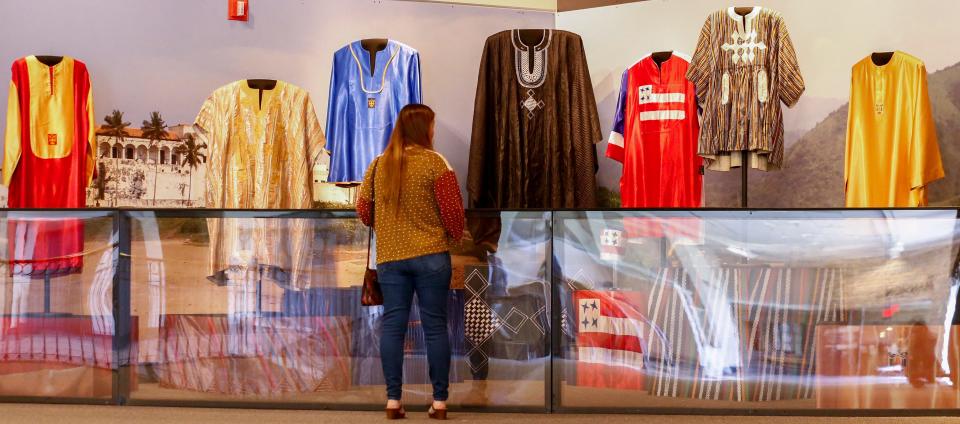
xmin=356 ymin=104 xmax=465 ymax=420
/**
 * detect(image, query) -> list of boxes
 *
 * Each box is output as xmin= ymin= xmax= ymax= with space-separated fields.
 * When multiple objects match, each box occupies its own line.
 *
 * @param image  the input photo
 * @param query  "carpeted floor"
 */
xmin=0 ymin=404 xmax=956 ymax=424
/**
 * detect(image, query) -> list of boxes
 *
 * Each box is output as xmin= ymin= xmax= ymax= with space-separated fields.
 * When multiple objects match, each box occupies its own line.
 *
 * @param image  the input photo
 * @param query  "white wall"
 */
xmin=558 ymin=0 xmax=960 ymax=192
xmin=0 ymin=0 xmax=554 ymax=201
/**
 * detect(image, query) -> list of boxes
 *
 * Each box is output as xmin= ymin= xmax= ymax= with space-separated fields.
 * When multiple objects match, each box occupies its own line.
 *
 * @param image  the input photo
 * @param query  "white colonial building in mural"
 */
xmin=89 ymin=124 xmax=207 ymax=207
xmin=88 ymin=124 xmax=352 ymax=208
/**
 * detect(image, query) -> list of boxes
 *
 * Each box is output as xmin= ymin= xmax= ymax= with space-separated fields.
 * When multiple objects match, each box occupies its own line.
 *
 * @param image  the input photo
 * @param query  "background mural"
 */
xmin=559 ymin=0 xmax=960 ymax=207
xmin=0 ymin=0 xmax=553 ymax=207
xmin=1 ymin=0 xmax=958 ymax=208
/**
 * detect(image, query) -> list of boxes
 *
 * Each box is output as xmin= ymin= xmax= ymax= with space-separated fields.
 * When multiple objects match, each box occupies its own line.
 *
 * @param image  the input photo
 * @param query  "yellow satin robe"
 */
xmin=195 ymin=80 xmax=325 ymax=289
xmin=844 ymin=51 xmax=944 ymax=207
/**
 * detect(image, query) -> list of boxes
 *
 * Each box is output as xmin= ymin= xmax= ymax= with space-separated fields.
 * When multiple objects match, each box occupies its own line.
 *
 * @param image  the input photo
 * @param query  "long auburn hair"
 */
xmin=379 ymin=104 xmax=436 ymax=209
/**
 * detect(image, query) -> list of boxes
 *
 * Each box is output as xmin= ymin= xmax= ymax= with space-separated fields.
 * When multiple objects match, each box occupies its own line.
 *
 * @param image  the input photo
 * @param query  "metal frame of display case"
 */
xmin=0 ymin=207 xmax=956 ymax=416
xmin=113 ymin=210 xmax=132 ymax=405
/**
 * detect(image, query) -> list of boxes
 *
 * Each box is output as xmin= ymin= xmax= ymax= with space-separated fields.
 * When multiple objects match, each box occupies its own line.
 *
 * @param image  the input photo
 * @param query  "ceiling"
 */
xmin=395 ymin=0 xmax=644 ymax=12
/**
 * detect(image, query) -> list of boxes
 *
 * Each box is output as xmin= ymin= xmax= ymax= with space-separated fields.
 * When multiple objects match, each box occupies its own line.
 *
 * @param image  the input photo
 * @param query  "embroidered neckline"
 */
xmin=239 ymin=80 xmax=284 ymax=115
xmin=721 ymin=8 xmax=766 ymax=65
xmin=870 ymin=52 xmax=899 ymax=115
xmin=348 ymin=41 xmax=400 ymax=94
xmin=512 ymin=29 xmax=552 ymax=89
xmin=27 ymin=55 xmax=72 ymax=97
xmin=727 ymin=6 xmax=761 ymax=31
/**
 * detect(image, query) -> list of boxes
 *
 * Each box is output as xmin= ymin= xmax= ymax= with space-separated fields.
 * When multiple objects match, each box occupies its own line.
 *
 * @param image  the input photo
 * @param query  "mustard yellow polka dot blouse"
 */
xmin=355 ymin=147 xmax=465 ymax=265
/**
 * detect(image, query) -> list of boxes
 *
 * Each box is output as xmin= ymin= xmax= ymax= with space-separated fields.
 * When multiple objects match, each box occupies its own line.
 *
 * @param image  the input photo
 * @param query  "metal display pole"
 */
xmin=548 ymin=212 xmax=560 ymax=413
xmin=740 ymin=150 xmax=749 ymax=208
xmin=112 ymin=211 xmax=132 ymax=405
xmin=43 ymin=271 xmax=51 ymax=314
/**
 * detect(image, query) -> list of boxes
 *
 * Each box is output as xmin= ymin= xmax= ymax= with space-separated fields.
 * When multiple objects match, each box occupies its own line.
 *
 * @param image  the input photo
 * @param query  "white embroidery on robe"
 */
xmin=722 ymin=31 xmax=766 ymax=65
xmin=637 ymin=85 xmax=685 ymax=104
xmin=757 ymin=70 xmax=769 ymax=103
xmin=874 ymin=73 xmax=885 ymax=115
xmin=639 ymin=110 xmax=686 ymax=121
xmin=512 ymin=30 xmax=552 ymax=89
xmin=721 ymin=72 xmax=731 ymax=105
xmin=522 ymin=89 xmax=545 ymax=119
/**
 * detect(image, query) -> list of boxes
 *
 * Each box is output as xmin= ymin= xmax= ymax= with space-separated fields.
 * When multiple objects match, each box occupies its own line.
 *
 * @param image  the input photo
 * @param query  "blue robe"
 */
xmin=326 ymin=40 xmax=422 ymax=183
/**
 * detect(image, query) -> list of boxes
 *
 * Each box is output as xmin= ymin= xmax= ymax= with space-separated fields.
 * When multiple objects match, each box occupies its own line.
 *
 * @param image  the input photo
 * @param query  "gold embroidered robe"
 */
xmin=194 ymin=80 xmax=324 ymax=289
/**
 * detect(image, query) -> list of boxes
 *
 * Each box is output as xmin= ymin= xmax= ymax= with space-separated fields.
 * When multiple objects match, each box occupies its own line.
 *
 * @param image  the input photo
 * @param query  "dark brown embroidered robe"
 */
xmin=468 ymin=29 xmax=602 ymax=209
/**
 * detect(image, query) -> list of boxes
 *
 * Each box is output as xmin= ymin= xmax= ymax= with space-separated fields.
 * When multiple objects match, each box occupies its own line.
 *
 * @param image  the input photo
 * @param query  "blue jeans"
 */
xmin=378 ymin=252 xmax=452 ymax=401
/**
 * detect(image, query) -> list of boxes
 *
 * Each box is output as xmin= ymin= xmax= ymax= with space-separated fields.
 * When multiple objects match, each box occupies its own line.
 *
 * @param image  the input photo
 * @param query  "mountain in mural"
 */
xmin=728 ymin=60 xmax=960 ymax=208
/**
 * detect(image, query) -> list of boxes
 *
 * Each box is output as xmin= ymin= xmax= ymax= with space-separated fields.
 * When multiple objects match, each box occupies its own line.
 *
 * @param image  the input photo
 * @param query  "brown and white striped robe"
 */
xmin=687 ymin=7 xmax=804 ymax=171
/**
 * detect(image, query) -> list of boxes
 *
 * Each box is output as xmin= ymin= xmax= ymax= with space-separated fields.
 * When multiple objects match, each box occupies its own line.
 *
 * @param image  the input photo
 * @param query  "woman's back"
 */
xmin=358 ymin=147 xmax=463 ymax=264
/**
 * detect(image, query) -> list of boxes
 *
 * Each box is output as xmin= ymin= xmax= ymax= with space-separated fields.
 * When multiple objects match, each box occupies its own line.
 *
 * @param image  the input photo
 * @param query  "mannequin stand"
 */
xmin=739 ymin=150 xmax=750 ymax=267
xmin=740 ymin=150 xmax=749 ymax=208
xmin=256 ymin=268 xmax=263 ymax=315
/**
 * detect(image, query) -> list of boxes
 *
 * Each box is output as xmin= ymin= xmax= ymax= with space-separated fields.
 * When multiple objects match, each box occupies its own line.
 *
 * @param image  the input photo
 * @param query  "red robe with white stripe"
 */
xmin=3 ymin=56 xmax=95 ymax=276
xmin=607 ymin=53 xmax=702 ymax=209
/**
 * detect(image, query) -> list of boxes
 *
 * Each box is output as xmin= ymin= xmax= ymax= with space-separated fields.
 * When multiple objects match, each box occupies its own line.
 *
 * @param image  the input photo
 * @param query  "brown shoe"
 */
xmin=385 ymin=407 xmax=406 ymax=420
xmin=427 ymin=406 xmax=447 ymax=420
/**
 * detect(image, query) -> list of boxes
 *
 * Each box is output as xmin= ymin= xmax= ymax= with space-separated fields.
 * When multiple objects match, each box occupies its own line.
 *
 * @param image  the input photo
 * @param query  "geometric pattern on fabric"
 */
xmin=464 ymin=267 xmax=502 ymax=345
xmin=465 ymin=266 xmax=497 ymax=376
xmin=464 ymin=263 xmax=550 ymax=379
xmin=465 ymin=297 xmax=501 ymax=344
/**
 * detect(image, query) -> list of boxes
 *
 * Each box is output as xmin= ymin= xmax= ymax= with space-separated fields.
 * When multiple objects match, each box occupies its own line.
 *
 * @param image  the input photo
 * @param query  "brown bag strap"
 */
xmin=366 ymin=228 xmax=373 ymax=259
xmin=366 ymin=157 xmax=379 ymax=262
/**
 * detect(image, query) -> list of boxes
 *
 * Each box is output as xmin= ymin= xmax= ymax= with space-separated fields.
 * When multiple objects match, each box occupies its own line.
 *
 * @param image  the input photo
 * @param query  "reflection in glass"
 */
xmin=6 ymin=208 xmax=954 ymax=411
xmin=557 ymin=210 xmax=960 ymax=410
xmin=129 ymin=211 xmax=548 ymax=408
xmin=0 ymin=211 xmax=116 ymax=398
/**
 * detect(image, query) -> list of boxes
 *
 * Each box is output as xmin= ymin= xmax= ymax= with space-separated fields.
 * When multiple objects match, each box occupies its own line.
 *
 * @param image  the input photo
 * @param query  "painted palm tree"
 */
xmin=103 ymin=110 xmax=131 ymax=145
xmin=141 ymin=111 xmax=168 ymax=205
xmin=102 ymin=110 xmax=130 ymax=206
xmin=173 ymin=133 xmax=207 ymax=205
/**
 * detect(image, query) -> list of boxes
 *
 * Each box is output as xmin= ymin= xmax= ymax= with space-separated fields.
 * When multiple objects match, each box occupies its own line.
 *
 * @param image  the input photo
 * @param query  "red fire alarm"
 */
xmin=228 ymin=0 xmax=249 ymax=21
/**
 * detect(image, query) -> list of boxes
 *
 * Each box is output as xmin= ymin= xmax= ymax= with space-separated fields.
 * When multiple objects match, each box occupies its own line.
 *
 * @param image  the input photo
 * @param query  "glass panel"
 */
xmin=555 ymin=210 xmax=960 ymax=411
xmin=128 ymin=210 xmax=549 ymax=409
xmin=0 ymin=210 xmax=116 ymax=399
xmin=460 ymin=211 xmax=550 ymax=408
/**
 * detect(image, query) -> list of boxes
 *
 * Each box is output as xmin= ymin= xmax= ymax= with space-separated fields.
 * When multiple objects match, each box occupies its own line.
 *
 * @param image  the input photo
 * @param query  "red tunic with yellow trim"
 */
xmin=3 ymin=56 xmax=96 ymax=276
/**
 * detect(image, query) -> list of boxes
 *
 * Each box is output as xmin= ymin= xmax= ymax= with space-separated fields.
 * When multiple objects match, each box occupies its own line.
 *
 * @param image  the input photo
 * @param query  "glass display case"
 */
xmin=0 ymin=210 xmax=117 ymax=403
xmin=553 ymin=209 xmax=960 ymax=412
xmin=123 ymin=210 xmax=550 ymax=410
xmin=0 ymin=208 xmax=958 ymax=414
